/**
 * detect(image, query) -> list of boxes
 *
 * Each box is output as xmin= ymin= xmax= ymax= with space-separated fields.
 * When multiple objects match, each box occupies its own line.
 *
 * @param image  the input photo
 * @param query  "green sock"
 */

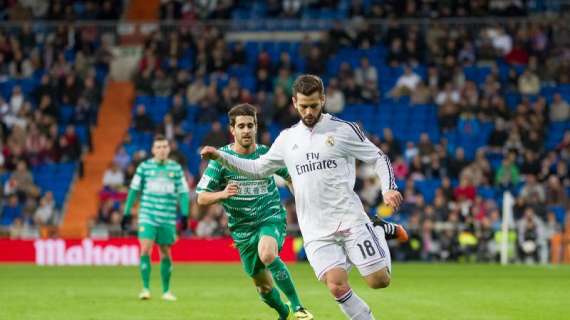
xmin=268 ymin=257 xmax=302 ymax=311
xmin=160 ymin=258 xmax=172 ymax=293
xmin=260 ymin=287 xmax=289 ymax=319
xmin=139 ymin=255 xmax=151 ymax=290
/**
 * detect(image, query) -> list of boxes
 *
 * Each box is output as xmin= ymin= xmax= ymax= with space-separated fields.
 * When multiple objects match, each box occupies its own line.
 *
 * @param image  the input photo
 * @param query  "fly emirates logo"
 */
xmin=295 ymin=152 xmax=337 ymax=175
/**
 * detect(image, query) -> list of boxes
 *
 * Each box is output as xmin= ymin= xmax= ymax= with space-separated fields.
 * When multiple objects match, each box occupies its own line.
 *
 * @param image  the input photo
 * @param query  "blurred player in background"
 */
xmin=123 ymin=135 xmax=190 ymax=301
xmin=196 ymin=104 xmax=313 ymax=320
xmin=201 ymin=75 xmax=408 ymax=320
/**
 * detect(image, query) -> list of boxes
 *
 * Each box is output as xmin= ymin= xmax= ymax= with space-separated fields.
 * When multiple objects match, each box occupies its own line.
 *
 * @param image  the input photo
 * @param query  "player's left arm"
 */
xmin=337 ymin=124 xmax=403 ymax=209
xmin=201 ymin=131 xmax=288 ymax=179
xmin=176 ymin=166 xmax=190 ymax=217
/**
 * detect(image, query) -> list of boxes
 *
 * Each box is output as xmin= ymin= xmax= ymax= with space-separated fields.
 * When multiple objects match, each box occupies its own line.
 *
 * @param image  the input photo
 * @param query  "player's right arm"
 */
xmin=336 ymin=122 xmax=403 ymax=209
xmin=201 ymin=132 xmax=287 ymax=179
xmin=123 ymin=164 xmax=144 ymax=218
xmin=196 ymin=183 xmax=239 ymax=206
xmin=196 ymin=159 xmax=238 ymax=206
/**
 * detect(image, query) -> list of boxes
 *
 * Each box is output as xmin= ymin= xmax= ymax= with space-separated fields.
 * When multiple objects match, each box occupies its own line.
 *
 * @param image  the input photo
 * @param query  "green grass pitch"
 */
xmin=0 ymin=263 xmax=569 ymax=320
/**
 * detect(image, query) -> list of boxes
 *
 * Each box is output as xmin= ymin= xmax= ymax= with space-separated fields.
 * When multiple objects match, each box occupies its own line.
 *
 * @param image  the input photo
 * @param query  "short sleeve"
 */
xmin=196 ymin=160 xmax=224 ymax=193
xmin=129 ymin=164 xmax=144 ymax=191
xmin=176 ymin=166 xmax=189 ymax=194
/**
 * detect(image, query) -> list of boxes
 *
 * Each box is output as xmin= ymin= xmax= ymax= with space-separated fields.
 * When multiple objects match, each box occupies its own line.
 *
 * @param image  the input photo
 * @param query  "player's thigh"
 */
xmin=156 ymin=224 xmax=177 ymax=246
xmin=139 ymin=238 xmax=154 ymax=254
xmin=237 ymin=238 xmax=266 ymax=277
xmin=345 ymin=223 xmax=389 ymax=278
xmin=138 ymin=223 xmax=157 ymax=253
xmin=251 ymin=269 xmax=274 ymax=293
xmin=362 ymin=266 xmax=390 ymax=289
xmin=304 ymin=238 xmax=349 ymax=281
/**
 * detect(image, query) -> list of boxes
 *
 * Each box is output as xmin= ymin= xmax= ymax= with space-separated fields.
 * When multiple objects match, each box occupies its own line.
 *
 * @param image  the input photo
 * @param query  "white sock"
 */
xmin=336 ymin=289 xmax=375 ymax=320
xmin=374 ymin=225 xmax=392 ymax=274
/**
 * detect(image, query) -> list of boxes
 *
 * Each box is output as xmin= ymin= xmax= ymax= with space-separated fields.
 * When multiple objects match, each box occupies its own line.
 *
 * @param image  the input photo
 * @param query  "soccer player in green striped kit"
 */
xmin=196 ymin=104 xmax=313 ymax=320
xmin=123 ymin=135 xmax=190 ymax=301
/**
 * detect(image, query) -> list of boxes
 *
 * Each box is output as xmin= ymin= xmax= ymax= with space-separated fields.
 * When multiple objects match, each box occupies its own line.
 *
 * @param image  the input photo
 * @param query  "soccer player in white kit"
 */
xmin=201 ymin=75 xmax=407 ymax=320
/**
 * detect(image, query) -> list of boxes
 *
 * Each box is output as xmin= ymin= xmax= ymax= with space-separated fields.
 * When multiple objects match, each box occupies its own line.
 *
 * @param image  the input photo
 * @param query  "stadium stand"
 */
xmin=0 ymin=3 xmax=110 ymax=237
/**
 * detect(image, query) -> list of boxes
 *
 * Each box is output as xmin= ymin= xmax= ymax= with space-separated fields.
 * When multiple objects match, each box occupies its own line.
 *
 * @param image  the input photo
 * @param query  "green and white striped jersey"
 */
xmin=130 ymin=158 xmax=189 ymax=226
xmin=196 ymin=144 xmax=289 ymax=233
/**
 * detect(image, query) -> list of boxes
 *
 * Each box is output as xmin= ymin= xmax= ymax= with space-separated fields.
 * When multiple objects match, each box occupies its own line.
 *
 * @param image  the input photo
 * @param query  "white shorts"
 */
xmin=304 ymin=223 xmax=391 ymax=280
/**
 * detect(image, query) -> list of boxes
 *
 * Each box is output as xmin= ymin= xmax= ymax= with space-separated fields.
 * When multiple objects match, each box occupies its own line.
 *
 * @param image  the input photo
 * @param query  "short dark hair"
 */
xmin=153 ymin=134 xmax=168 ymax=143
xmin=292 ymin=74 xmax=324 ymax=97
xmin=228 ymin=103 xmax=257 ymax=127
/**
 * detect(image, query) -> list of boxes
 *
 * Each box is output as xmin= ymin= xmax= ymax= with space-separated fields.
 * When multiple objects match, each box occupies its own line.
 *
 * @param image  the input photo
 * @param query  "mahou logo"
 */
xmin=34 ymin=239 xmax=139 ymax=266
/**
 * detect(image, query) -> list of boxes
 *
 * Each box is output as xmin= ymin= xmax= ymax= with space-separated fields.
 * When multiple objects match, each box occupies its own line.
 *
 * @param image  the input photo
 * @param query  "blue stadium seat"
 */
xmin=548 ymin=206 xmax=567 ymax=224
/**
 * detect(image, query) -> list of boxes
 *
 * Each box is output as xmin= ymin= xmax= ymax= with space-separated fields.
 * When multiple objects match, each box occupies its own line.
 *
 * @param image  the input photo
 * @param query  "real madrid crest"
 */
xmin=326 ymin=136 xmax=335 ymax=147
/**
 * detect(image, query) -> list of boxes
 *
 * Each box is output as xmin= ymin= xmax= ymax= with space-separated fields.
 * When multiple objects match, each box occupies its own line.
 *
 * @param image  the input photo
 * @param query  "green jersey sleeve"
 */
xmin=196 ymin=160 xmax=224 ymax=193
xmin=175 ymin=166 xmax=190 ymax=194
xmin=275 ymin=167 xmax=290 ymax=181
xmin=130 ymin=164 xmax=144 ymax=191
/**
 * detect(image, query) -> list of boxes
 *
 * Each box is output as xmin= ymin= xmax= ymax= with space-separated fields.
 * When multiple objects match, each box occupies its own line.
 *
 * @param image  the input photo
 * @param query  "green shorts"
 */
xmin=234 ymin=222 xmax=286 ymax=277
xmin=138 ymin=223 xmax=177 ymax=245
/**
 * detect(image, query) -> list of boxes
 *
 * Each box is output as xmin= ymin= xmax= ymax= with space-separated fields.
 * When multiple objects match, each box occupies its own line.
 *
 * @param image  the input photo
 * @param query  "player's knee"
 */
xmin=326 ymin=280 xmax=351 ymax=298
xmin=140 ymin=246 xmax=152 ymax=255
xmin=259 ymin=251 xmax=277 ymax=266
xmin=329 ymin=283 xmax=351 ymax=298
xmin=255 ymin=283 xmax=273 ymax=294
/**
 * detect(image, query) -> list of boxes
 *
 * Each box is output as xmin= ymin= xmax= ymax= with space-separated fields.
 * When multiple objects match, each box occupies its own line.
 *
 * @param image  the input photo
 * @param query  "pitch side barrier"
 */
xmin=0 ymin=237 xmax=296 ymax=265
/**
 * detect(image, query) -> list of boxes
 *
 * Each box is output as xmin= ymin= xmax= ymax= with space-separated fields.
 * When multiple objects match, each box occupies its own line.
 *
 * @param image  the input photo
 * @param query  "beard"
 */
xmin=237 ymin=136 xmax=254 ymax=148
xmin=301 ymin=110 xmax=322 ymax=128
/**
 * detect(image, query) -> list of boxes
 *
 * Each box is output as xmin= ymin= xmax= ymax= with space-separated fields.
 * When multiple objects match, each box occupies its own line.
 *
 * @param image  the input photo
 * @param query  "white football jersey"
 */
xmin=217 ymin=113 xmax=398 ymax=243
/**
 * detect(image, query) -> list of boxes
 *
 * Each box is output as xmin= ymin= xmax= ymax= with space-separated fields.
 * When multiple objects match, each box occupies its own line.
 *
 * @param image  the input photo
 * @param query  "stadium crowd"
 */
xmin=0 ymin=16 xmax=108 ymax=237
xmin=159 ymin=0 xmax=535 ymax=21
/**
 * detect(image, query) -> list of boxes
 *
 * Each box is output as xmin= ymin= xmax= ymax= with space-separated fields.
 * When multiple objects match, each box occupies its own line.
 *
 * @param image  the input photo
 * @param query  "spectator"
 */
xmin=448 ymin=148 xmax=469 ymax=180
xmin=381 ymin=128 xmax=402 ymax=159
xmin=418 ymin=133 xmax=435 ymax=159
xmin=202 ymin=121 xmax=228 ymax=148
xmin=436 ymin=82 xmax=461 ymax=106
xmin=1 ymin=195 xmax=22 ymax=226
xmin=34 ymin=191 xmax=57 ymax=226
xmin=519 ymin=174 xmax=546 ymax=203
xmin=102 ymin=163 xmax=125 ymax=191
xmin=518 ymin=69 xmax=540 ymax=95
xmin=169 ymin=94 xmax=187 ymax=125
xmin=325 ymin=78 xmax=345 ymax=114
xmin=545 ymin=176 xmax=568 ymax=206
xmin=133 ymin=105 xmax=154 ymax=132
xmin=114 ymin=146 xmax=131 ymax=170
xmin=549 ymin=93 xmax=570 ymax=122
xmin=390 ymin=65 xmax=421 ymax=97
xmin=196 ymin=207 xmax=219 ymax=237
xmin=411 ymin=81 xmax=432 ymax=104
xmin=152 ymin=69 xmax=173 ymax=97
xmin=517 ymin=208 xmax=546 ymax=264
xmin=354 ymin=57 xmax=378 ymax=87
xmin=187 ymin=77 xmax=208 ymax=105
xmin=341 ymin=77 xmax=363 ymax=104
xmin=495 ymin=157 xmax=521 ymax=189
xmin=273 ymin=68 xmax=294 ymax=97
xmin=12 ymin=160 xmax=40 ymax=200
